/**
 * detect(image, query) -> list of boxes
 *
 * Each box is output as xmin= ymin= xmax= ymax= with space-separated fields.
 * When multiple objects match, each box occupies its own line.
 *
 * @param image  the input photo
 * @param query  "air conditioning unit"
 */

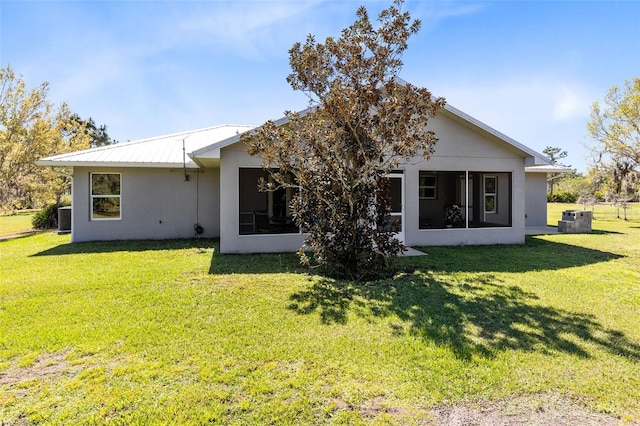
xmin=58 ymin=206 xmax=72 ymax=234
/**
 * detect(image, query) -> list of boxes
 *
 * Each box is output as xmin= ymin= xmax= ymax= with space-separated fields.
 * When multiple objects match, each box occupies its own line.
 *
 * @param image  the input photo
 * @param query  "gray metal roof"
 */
xmin=36 ymin=125 xmax=255 ymax=168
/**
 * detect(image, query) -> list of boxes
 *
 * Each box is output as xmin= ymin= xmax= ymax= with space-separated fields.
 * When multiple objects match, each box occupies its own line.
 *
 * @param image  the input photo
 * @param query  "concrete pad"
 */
xmin=401 ymin=247 xmax=427 ymax=257
xmin=525 ymin=226 xmax=559 ymax=235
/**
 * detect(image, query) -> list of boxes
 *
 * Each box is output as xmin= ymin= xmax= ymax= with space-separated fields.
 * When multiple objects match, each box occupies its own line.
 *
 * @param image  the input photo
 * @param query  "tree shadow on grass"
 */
xmin=590 ymin=229 xmax=623 ymax=234
xmin=407 ymin=236 xmax=623 ymax=274
xmin=208 ymin=251 xmax=305 ymax=274
xmin=288 ymin=271 xmax=640 ymax=361
xmin=205 ymin=237 xmax=623 ymax=276
xmin=287 ymin=238 xmax=634 ymax=361
xmin=31 ymin=238 xmax=218 ymax=256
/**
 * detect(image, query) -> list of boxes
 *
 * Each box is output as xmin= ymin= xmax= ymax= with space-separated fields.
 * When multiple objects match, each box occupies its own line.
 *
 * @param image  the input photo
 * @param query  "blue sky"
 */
xmin=2 ymin=1 xmax=639 ymax=172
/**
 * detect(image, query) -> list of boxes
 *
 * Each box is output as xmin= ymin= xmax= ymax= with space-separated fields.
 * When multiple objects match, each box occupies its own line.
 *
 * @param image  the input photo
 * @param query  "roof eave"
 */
xmin=35 ymin=160 xmax=201 ymax=169
xmin=525 ymin=165 xmax=575 ymax=174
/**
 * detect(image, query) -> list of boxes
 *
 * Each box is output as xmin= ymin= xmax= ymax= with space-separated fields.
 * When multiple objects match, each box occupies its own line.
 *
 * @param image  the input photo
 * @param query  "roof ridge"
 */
xmin=127 ymin=124 xmax=253 ymax=143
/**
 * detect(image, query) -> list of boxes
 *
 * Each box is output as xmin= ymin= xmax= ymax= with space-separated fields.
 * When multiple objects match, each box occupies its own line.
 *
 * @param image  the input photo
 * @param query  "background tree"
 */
xmin=70 ymin=114 xmax=117 ymax=147
xmin=588 ymin=78 xmax=640 ymax=199
xmin=552 ymin=166 xmax=638 ymax=204
xmin=609 ymin=193 xmax=633 ymax=220
xmin=243 ymin=0 xmax=445 ymax=280
xmin=577 ymin=194 xmax=597 ymax=217
xmin=0 ymin=66 xmax=91 ymax=211
xmin=542 ymin=146 xmax=569 ymax=195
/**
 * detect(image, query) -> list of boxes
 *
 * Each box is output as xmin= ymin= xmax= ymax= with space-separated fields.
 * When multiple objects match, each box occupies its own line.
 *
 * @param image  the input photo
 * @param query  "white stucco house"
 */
xmin=37 ymin=104 xmax=561 ymax=253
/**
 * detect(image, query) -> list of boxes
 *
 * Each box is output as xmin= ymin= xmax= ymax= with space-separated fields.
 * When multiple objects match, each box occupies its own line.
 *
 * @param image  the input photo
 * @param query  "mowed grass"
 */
xmin=0 ymin=204 xmax=639 ymax=424
xmin=0 ymin=210 xmax=36 ymax=236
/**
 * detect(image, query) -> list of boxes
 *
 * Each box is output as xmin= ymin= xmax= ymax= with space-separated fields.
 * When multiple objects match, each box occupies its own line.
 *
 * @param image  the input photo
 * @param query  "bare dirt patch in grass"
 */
xmin=0 ymin=229 xmax=41 ymax=241
xmin=431 ymin=392 xmax=624 ymax=425
xmin=0 ymin=351 xmax=72 ymax=386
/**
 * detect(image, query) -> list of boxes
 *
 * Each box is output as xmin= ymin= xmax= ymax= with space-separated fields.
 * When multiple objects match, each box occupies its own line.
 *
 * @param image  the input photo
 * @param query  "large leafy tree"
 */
xmin=243 ymin=1 xmax=445 ymax=280
xmin=0 ymin=66 xmax=91 ymax=210
xmin=588 ymin=78 xmax=640 ymax=197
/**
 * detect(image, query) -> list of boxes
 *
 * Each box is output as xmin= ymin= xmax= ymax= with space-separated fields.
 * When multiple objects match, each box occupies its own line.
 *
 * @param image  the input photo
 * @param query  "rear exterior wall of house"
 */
xmin=524 ymin=172 xmax=548 ymax=227
xmin=219 ymin=111 xmax=529 ymax=254
xmin=70 ymin=166 xmax=220 ymax=242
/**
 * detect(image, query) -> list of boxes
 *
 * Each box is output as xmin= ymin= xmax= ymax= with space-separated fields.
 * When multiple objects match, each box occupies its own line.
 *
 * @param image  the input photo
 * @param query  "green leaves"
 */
xmin=1 ymin=66 xmax=92 ymax=211
xmin=588 ymin=78 xmax=640 ymax=198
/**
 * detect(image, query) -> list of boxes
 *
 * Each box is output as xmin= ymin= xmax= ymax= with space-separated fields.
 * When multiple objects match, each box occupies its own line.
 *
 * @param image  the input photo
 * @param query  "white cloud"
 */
xmin=178 ymin=2 xmax=314 ymax=35
xmin=552 ymin=85 xmax=592 ymax=122
xmin=431 ymin=2 xmax=486 ymax=19
xmin=411 ymin=1 xmax=486 ymax=31
xmin=55 ymin=49 xmax=131 ymax=100
xmin=432 ymin=75 xmax=594 ymax=127
xmin=169 ymin=1 xmax=327 ymax=58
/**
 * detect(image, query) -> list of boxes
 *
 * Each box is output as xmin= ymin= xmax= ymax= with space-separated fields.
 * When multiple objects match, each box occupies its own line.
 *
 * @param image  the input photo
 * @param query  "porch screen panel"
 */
xmin=419 ymin=171 xmax=511 ymax=229
xmin=418 ymin=171 xmax=467 ymax=229
xmin=238 ymin=168 xmax=299 ymax=235
xmin=468 ymin=172 xmax=512 ymax=228
xmin=239 ymin=168 xmax=268 ymax=234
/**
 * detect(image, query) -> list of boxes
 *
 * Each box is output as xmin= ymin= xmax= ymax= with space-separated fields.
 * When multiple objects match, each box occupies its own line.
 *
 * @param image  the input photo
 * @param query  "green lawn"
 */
xmin=0 ymin=210 xmax=36 ymax=236
xmin=1 ymin=204 xmax=639 ymax=424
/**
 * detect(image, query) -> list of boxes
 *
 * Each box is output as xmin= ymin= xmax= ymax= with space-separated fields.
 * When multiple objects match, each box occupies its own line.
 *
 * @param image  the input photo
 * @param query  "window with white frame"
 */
xmin=484 ymin=175 xmax=497 ymax=213
xmin=91 ymin=173 xmax=121 ymax=220
xmin=419 ymin=173 xmax=437 ymax=199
